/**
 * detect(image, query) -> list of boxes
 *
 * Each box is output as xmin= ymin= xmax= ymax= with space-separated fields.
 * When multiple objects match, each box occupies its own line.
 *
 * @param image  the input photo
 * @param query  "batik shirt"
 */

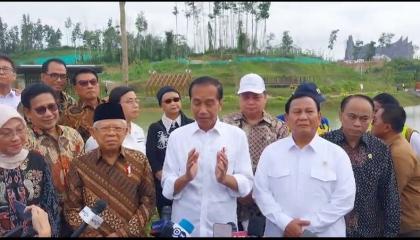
xmin=64 ymin=147 xmax=156 ymax=237
xmin=26 ymin=125 xmax=84 ymax=204
xmin=322 ymin=129 xmax=400 ymax=237
xmin=0 ymin=151 xmax=60 ymax=237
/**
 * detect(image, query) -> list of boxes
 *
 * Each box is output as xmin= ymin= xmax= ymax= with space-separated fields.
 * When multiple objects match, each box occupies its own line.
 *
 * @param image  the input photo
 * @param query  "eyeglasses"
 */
xmin=0 ymin=127 xmax=26 ymax=140
xmin=163 ymin=97 xmax=180 ymax=104
xmin=122 ymin=99 xmax=140 ymax=105
xmin=33 ymin=103 xmax=58 ymax=115
xmin=77 ymin=79 xmax=98 ymax=87
xmin=0 ymin=67 xmax=14 ymax=74
xmin=46 ymin=73 xmax=68 ymax=80
xmin=95 ymin=126 xmax=127 ymax=133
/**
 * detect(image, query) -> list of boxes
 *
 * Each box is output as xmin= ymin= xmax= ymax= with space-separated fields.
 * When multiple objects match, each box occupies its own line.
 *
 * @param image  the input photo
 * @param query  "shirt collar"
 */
xmin=94 ymin=146 xmax=128 ymax=166
xmin=32 ymin=124 xmax=63 ymax=137
xmin=162 ymin=113 xmax=181 ymax=131
xmin=77 ymin=97 xmax=101 ymax=109
xmin=0 ymin=89 xmax=17 ymax=98
xmin=335 ymin=128 xmax=369 ymax=147
xmin=286 ymin=133 xmax=321 ymax=153
xmin=191 ymin=117 xmax=222 ymax=135
xmin=231 ymin=110 xmax=273 ymax=126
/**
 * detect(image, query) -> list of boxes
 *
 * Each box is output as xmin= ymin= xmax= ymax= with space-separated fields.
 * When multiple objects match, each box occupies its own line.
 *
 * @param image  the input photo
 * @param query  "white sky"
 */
xmin=2 ymin=1 xmax=420 ymax=60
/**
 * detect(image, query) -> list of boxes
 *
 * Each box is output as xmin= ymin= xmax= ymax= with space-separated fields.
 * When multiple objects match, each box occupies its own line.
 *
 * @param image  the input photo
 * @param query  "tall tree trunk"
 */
xmin=119 ymin=1 xmax=129 ymax=85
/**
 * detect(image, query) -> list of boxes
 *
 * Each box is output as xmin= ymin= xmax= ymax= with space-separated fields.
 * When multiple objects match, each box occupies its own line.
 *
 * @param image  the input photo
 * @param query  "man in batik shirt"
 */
xmin=223 ymin=73 xmax=289 ymax=231
xmin=322 ymin=94 xmax=400 ymax=237
xmin=21 ymin=83 xmax=84 ymax=236
xmin=64 ymin=102 xmax=155 ymax=237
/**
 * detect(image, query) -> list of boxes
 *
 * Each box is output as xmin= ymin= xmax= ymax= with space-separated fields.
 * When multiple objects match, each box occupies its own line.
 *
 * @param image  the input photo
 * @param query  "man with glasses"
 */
xmin=322 ymin=95 xmax=400 ymax=237
xmin=40 ymin=58 xmax=76 ymax=121
xmin=0 ymin=55 xmax=20 ymax=109
xmin=64 ymin=102 xmax=155 ymax=237
xmin=222 ymin=73 xmax=289 ymax=232
xmin=62 ymin=68 xmax=105 ymax=142
xmin=21 ymin=83 xmax=84 ymax=236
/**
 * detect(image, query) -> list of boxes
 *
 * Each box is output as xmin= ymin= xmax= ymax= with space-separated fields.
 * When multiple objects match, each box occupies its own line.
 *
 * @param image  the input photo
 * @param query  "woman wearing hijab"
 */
xmin=0 ymin=104 xmax=59 ymax=237
xmin=146 ymin=86 xmax=194 ymax=218
xmin=85 ymin=86 xmax=146 ymax=154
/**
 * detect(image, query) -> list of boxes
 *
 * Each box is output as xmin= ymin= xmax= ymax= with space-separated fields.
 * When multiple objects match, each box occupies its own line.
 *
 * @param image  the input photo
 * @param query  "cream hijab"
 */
xmin=0 ymin=104 xmax=29 ymax=169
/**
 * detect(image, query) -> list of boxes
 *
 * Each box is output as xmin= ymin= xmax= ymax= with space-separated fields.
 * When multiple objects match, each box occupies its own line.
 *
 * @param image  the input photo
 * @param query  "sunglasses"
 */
xmin=33 ymin=103 xmax=58 ymax=115
xmin=164 ymin=97 xmax=180 ymax=104
xmin=46 ymin=73 xmax=68 ymax=80
xmin=77 ymin=79 xmax=98 ymax=87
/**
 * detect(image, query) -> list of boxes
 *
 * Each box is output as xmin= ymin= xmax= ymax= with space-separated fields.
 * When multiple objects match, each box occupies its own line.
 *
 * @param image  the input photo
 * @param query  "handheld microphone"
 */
xmin=70 ymin=199 xmax=107 ymax=238
xmin=160 ymin=218 xmax=194 ymax=237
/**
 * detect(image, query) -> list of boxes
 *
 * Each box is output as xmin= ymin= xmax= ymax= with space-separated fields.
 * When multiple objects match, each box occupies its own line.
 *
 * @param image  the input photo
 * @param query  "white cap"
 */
xmin=237 ymin=73 xmax=266 ymax=94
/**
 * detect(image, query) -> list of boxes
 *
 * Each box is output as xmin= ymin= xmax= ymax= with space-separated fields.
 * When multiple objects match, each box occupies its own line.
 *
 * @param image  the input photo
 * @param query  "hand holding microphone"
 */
xmin=70 ymin=199 xmax=107 ymax=238
xmin=25 ymin=205 xmax=51 ymax=237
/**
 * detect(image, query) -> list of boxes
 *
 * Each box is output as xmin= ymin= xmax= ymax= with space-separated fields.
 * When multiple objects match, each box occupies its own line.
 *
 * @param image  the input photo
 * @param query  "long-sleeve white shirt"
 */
xmin=253 ymin=134 xmax=356 ymax=237
xmin=162 ymin=119 xmax=254 ymax=237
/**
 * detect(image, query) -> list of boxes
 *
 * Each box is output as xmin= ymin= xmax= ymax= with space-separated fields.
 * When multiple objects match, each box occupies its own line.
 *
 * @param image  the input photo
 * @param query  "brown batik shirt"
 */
xmin=64 ymin=147 xmax=156 ymax=237
xmin=222 ymin=111 xmax=289 ymax=222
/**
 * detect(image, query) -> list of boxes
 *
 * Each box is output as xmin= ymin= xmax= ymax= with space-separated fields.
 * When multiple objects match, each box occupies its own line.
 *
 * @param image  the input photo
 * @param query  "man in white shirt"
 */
xmin=253 ymin=92 xmax=356 ymax=237
xmin=161 ymin=76 xmax=254 ymax=237
xmin=0 ymin=55 xmax=20 ymax=109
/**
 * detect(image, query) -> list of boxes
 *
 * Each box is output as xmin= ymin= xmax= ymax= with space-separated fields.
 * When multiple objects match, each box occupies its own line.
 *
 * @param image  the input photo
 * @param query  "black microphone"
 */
xmin=150 ymin=205 xmax=172 ymax=237
xmin=70 ymin=199 xmax=107 ymax=238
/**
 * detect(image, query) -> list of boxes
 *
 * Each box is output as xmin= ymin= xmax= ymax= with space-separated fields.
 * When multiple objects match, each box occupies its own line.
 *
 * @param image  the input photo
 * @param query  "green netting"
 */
xmin=177 ymin=56 xmax=327 ymax=65
xmin=27 ymin=54 xmax=92 ymax=64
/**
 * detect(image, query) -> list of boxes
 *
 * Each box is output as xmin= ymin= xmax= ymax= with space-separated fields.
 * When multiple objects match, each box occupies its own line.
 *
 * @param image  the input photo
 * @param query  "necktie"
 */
xmin=169 ymin=121 xmax=179 ymax=133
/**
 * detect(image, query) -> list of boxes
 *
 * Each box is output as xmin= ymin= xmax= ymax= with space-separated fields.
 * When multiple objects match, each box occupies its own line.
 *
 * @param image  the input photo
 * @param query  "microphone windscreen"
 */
xmin=91 ymin=199 xmax=107 ymax=214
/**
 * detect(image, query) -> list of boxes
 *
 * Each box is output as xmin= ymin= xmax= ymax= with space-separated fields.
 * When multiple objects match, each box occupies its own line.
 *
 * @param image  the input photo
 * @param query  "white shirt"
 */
xmin=162 ymin=114 xmax=181 ymax=133
xmin=162 ymin=119 xmax=254 ymax=237
xmin=85 ymin=122 xmax=146 ymax=154
xmin=410 ymin=131 xmax=420 ymax=158
xmin=0 ymin=90 xmax=20 ymax=109
xmin=253 ymin=134 xmax=356 ymax=237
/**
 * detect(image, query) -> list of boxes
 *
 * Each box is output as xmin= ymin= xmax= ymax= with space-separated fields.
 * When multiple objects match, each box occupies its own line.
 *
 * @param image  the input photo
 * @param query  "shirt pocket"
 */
xmin=267 ymin=168 xmax=291 ymax=199
xmin=308 ymin=165 xmax=337 ymax=202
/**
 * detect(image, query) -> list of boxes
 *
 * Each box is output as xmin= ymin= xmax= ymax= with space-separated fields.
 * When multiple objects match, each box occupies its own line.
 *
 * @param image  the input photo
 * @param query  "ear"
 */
xmin=23 ymin=107 xmax=31 ymax=121
xmin=219 ymin=98 xmax=223 ymax=111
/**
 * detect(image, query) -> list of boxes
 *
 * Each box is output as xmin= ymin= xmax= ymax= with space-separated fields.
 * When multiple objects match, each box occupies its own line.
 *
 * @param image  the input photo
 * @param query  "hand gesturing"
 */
xmin=186 ymin=148 xmax=199 ymax=181
xmin=216 ymin=147 xmax=228 ymax=183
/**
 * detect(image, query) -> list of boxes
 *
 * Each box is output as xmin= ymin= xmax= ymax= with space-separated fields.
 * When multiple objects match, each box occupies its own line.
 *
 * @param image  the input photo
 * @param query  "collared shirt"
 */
xmin=26 ymin=125 xmax=84 ymax=204
xmin=161 ymin=119 xmax=254 ymax=237
xmin=0 ymin=89 xmax=20 ymax=109
xmin=384 ymin=134 xmax=420 ymax=233
xmin=222 ymin=111 xmax=289 ymax=221
xmin=64 ymin=147 xmax=156 ymax=237
xmin=322 ymin=129 xmax=400 ymax=237
xmin=61 ymin=98 xmax=105 ymax=142
xmin=253 ymin=134 xmax=356 ymax=237
xmin=162 ymin=114 xmax=182 ymax=133
xmin=85 ymin=122 xmax=146 ymax=154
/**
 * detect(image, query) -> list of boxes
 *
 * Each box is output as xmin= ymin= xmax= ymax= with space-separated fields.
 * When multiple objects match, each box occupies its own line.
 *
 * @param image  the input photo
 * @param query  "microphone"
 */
xmin=70 ymin=199 xmax=107 ymax=238
xmin=160 ymin=218 xmax=195 ymax=237
xmin=150 ymin=205 xmax=172 ymax=237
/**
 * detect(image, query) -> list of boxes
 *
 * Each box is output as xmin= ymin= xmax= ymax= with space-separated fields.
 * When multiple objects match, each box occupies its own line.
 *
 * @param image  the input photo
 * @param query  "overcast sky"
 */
xmin=2 ymin=1 xmax=420 ymax=59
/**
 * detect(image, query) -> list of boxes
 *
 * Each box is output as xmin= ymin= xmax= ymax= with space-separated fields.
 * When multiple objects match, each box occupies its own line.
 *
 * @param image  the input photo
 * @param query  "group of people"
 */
xmin=0 ymin=53 xmax=419 ymax=237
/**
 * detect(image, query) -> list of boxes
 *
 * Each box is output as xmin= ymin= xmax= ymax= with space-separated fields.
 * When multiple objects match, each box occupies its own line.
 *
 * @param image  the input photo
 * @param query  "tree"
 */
xmin=328 ymin=29 xmax=339 ymax=50
xmin=20 ymin=14 xmax=34 ymax=52
xmin=366 ymin=41 xmax=376 ymax=61
xmin=281 ymin=31 xmax=293 ymax=55
xmin=353 ymin=40 xmax=364 ymax=60
xmin=165 ymin=30 xmax=174 ymax=58
xmin=7 ymin=26 xmax=20 ymax=53
xmin=135 ymin=11 xmax=148 ymax=60
xmin=71 ymin=22 xmax=82 ymax=48
xmin=33 ymin=19 xmax=44 ymax=50
xmin=0 ymin=18 xmax=8 ymax=53
xmin=378 ymin=32 xmax=395 ymax=47
xmin=119 ymin=1 xmax=129 ymax=85
xmin=64 ymin=17 xmax=72 ymax=47
xmin=173 ymin=4 xmax=179 ymax=56
xmin=207 ymin=21 xmax=214 ymax=51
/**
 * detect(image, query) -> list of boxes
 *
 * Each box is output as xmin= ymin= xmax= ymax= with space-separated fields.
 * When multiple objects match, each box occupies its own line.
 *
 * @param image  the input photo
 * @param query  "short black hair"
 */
xmin=379 ymin=104 xmax=406 ymax=133
xmin=285 ymin=92 xmax=320 ymax=114
xmin=372 ymin=93 xmax=400 ymax=106
xmin=71 ymin=67 xmax=98 ymax=85
xmin=109 ymin=86 xmax=135 ymax=103
xmin=188 ymin=76 xmax=223 ymax=100
xmin=41 ymin=58 xmax=66 ymax=73
xmin=21 ymin=83 xmax=57 ymax=109
xmin=340 ymin=94 xmax=374 ymax=112
xmin=0 ymin=54 xmax=16 ymax=71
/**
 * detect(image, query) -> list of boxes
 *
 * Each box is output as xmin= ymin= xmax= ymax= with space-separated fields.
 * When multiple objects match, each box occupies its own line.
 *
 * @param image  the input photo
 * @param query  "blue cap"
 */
xmin=179 ymin=219 xmax=194 ymax=234
xmin=293 ymin=82 xmax=326 ymax=104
